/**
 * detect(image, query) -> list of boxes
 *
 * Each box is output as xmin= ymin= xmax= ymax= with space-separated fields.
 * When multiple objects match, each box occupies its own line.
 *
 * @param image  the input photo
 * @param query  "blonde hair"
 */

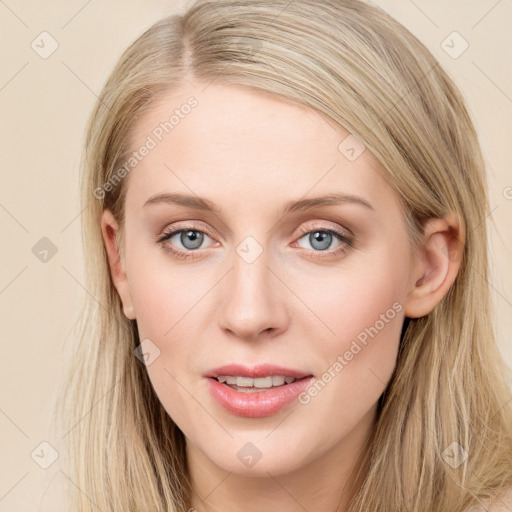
xmin=53 ymin=0 xmax=512 ymax=510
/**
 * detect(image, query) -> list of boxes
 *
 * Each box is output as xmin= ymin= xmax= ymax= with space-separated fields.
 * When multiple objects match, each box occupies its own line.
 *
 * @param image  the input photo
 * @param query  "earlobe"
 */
xmin=404 ymin=213 xmax=464 ymax=319
xmin=100 ymin=209 xmax=136 ymax=320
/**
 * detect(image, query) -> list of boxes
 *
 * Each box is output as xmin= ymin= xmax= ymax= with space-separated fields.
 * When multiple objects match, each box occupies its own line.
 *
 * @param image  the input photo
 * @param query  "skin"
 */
xmin=101 ymin=82 xmax=462 ymax=512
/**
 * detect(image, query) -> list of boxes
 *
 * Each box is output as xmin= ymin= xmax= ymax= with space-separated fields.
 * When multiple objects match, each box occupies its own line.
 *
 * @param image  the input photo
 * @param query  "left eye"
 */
xmin=295 ymin=229 xmax=350 ymax=252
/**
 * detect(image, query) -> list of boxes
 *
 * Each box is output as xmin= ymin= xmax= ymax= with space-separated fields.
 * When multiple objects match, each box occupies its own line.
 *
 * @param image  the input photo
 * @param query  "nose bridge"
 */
xmin=217 ymin=235 xmax=288 ymax=339
xmin=232 ymin=241 xmax=270 ymax=300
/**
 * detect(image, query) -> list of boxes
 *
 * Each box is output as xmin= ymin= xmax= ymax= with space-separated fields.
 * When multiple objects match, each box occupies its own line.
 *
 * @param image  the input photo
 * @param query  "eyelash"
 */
xmin=155 ymin=222 xmax=355 ymax=260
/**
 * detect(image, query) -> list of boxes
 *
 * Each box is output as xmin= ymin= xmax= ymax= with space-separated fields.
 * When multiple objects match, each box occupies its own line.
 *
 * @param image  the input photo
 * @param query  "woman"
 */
xmin=54 ymin=0 xmax=512 ymax=510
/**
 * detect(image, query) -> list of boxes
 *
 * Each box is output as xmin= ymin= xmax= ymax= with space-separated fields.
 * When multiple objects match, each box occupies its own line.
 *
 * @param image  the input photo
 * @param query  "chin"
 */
xmin=201 ymin=438 xmax=313 ymax=477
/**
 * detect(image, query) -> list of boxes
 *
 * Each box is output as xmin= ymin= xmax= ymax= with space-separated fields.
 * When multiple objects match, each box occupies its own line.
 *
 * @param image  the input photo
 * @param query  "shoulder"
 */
xmin=467 ymin=487 xmax=512 ymax=511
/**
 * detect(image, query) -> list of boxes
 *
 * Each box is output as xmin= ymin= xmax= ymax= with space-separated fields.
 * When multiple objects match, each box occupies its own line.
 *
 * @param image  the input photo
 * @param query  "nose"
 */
xmin=216 ymin=246 xmax=290 ymax=341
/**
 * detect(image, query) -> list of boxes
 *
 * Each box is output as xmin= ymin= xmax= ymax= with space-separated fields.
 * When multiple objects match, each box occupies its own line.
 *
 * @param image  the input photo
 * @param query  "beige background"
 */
xmin=0 ymin=0 xmax=511 ymax=509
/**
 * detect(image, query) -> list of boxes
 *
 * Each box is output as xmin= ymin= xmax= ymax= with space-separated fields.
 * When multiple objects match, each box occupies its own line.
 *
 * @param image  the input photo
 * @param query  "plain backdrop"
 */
xmin=0 ymin=0 xmax=511 ymax=510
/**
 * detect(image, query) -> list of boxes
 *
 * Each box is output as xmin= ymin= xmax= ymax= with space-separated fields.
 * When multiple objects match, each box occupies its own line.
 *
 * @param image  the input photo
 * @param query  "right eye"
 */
xmin=155 ymin=224 xmax=218 ymax=260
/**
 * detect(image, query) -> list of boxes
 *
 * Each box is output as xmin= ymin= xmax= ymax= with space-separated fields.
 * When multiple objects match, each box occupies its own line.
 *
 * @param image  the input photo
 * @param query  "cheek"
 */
xmin=125 ymin=242 xmax=212 ymax=338
xmin=124 ymin=245 xmax=212 ymax=417
xmin=291 ymin=244 xmax=408 ymax=356
xmin=288 ymin=247 xmax=408 ymax=438
xmin=288 ymin=246 xmax=407 ymax=404
xmin=126 ymin=258 xmax=206 ymax=429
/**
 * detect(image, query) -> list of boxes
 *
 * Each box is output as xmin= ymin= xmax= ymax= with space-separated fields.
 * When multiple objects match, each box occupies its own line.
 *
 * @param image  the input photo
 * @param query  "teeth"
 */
xmin=216 ymin=375 xmax=297 ymax=388
xmin=272 ymin=376 xmax=285 ymax=386
xmin=254 ymin=376 xmax=273 ymax=388
xmin=237 ymin=377 xmax=254 ymax=387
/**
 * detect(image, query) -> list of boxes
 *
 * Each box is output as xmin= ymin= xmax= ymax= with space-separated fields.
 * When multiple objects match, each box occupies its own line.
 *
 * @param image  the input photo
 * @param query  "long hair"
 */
xmin=53 ymin=1 xmax=512 ymax=510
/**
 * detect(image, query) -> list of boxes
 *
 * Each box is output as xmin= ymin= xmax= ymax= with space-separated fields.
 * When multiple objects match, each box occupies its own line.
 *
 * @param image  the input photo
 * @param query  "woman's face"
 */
xmin=104 ymin=82 xmax=420 ymax=476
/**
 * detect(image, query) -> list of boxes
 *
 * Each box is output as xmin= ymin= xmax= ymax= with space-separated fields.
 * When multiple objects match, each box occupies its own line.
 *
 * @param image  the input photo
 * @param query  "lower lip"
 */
xmin=205 ymin=376 xmax=314 ymax=418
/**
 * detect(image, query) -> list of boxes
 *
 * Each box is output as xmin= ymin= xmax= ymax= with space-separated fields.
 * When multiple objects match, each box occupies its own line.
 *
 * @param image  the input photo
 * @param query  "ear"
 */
xmin=404 ymin=213 xmax=464 ymax=318
xmin=100 ymin=209 xmax=136 ymax=320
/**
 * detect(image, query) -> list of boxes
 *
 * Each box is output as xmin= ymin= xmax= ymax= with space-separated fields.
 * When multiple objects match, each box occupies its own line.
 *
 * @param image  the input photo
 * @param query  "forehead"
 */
xmin=123 ymin=82 xmax=396 ymax=215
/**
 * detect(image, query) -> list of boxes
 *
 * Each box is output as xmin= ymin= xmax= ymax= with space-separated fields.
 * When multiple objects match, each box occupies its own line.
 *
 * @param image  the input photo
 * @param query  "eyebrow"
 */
xmin=142 ymin=192 xmax=374 ymax=213
xmin=284 ymin=193 xmax=374 ymax=213
xmin=143 ymin=193 xmax=221 ymax=212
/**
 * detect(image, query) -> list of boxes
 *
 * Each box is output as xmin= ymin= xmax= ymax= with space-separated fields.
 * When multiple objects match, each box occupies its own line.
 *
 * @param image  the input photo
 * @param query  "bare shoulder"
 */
xmin=467 ymin=487 xmax=512 ymax=511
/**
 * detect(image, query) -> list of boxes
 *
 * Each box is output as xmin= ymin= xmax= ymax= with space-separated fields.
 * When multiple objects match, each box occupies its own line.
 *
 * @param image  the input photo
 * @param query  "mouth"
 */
xmin=204 ymin=364 xmax=314 ymax=417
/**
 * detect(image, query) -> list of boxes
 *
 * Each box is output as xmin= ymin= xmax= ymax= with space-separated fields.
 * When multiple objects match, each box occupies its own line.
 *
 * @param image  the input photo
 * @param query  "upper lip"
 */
xmin=204 ymin=364 xmax=312 ymax=379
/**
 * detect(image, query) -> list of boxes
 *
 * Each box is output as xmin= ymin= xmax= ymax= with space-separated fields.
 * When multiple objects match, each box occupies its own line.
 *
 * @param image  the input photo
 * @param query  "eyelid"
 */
xmin=157 ymin=221 xmax=216 ymax=243
xmin=294 ymin=221 xmax=353 ymax=240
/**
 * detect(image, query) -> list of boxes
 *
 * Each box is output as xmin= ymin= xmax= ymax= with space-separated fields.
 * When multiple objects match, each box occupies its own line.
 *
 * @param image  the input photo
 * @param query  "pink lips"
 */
xmin=204 ymin=364 xmax=314 ymax=418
